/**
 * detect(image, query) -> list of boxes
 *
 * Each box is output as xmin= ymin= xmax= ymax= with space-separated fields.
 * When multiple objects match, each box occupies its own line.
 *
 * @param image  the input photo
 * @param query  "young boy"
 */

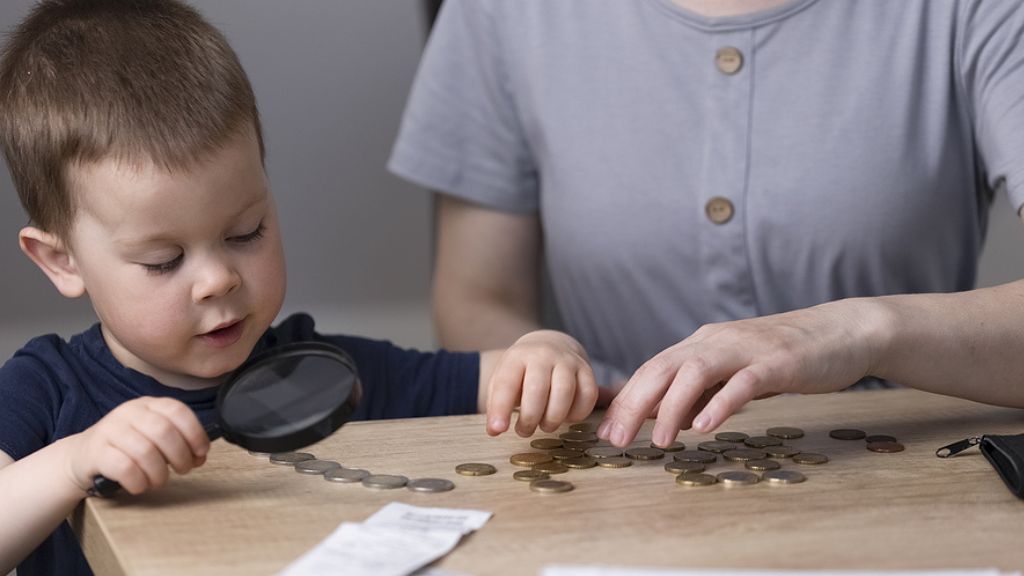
xmin=0 ymin=2 xmax=598 ymax=574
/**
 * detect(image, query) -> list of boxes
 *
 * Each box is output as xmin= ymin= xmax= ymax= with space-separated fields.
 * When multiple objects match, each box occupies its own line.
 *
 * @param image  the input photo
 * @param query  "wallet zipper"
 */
xmin=935 ymin=436 xmax=983 ymax=458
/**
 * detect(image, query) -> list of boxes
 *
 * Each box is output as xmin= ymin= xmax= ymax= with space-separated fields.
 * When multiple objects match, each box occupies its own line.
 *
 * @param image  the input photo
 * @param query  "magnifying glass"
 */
xmin=89 ymin=341 xmax=362 ymax=497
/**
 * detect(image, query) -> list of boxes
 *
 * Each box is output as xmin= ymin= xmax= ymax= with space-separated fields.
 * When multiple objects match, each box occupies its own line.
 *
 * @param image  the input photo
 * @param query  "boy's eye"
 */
xmin=230 ymin=222 xmax=266 ymax=244
xmin=140 ymin=253 xmax=183 ymax=275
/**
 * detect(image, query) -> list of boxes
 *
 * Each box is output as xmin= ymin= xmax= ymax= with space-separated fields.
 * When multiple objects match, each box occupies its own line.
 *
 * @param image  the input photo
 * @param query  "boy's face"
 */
xmin=64 ymin=127 xmax=286 ymax=388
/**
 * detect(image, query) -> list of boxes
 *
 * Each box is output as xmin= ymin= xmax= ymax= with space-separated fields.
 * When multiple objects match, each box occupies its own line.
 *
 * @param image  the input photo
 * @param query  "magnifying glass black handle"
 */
xmin=88 ymin=422 xmax=222 ymax=498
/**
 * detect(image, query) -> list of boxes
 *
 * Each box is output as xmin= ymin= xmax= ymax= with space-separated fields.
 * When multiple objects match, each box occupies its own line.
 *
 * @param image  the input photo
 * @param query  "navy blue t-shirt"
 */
xmin=0 ymin=313 xmax=479 ymax=576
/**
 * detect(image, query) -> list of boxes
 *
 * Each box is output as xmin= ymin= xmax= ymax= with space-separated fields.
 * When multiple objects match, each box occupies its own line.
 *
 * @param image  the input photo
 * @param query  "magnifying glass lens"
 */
xmin=220 ymin=354 xmax=357 ymax=439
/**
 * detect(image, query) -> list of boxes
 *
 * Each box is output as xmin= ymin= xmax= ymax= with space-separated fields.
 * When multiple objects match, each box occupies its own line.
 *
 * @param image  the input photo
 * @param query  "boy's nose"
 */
xmin=192 ymin=259 xmax=241 ymax=302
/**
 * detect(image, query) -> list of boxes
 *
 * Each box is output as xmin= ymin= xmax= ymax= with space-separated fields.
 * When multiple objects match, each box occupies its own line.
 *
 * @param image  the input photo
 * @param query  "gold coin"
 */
xmin=722 ymin=448 xmax=768 ymax=462
xmin=559 ymin=431 xmax=599 ymax=443
xmin=766 ymin=426 xmax=805 ymax=439
xmin=625 ymin=447 xmax=665 ymax=461
xmin=744 ymin=435 xmax=783 ymax=448
xmin=866 ymin=441 xmax=905 ymax=453
xmin=510 ymin=452 xmax=553 ymax=467
xmin=532 ymin=461 xmax=569 ymax=474
xmin=717 ymin=470 xmax=760 ymax=486
xmin=513 ymin=469 xmax=550 ymax=482
xmin=865 ymin=434 xmax=897 ymax=443
xmin=651 ymin=441 xmax=686 ymax=452
xmin=715 ymin=431 xmax=749 ymax=443
xmin=763 ymin=445 xmax=801 ymax=458
xmin=829 ymin=428 xmax=867 ymax=440
xmin=563 ymin=456 xmax=598 ymax=469
xmin=597 ymin=457 xmax=633 ymax=468
xmin=568 ymin=422 xmax=597 ymax=433
xmin=455 ymin=463 xmax=497 ymax=476
xmin=665 ymin=461 xmax=705 ymax=474
xmin=762 ymin=469 xmax=807 ymax=484
xmin=676 ymin=473 xmax=717 ymax=487
xmin=560 ymin=441 xmax=592 ymax=451
xmin=697 ymin=441 xmax=735 ymax=453
xmin=529 ymin=479 xmax=574 ymax=493
xmin=585 ymin=446 xmax=624 ymax=459
xmin=550 ymin=448 xmax=584 ymax=460
xmin=674 ymin=450 xmax=716 ymax=464
xmin=744 ymin=458 xmax=781 ymax=472
xmin=792 ymin=452 xmax=829 ymax=465
xmin=530 ymin=438 xmax=563 ymax=450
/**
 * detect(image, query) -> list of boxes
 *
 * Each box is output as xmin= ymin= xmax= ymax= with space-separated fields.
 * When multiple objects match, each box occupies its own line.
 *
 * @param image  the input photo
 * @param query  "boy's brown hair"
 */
xmin=0 ymin=0 xmax=264 ymax=241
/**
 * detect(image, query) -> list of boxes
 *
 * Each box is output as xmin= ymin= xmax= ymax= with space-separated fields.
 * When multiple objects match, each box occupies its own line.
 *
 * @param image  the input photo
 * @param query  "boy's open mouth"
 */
xmin=199 ymin=319 xmax=245 ymax=348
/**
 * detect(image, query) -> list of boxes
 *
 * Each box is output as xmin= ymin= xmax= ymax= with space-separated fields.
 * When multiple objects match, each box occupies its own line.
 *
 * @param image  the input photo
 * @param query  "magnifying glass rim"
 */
xmin=215 ymin=341 xmax=361 ymax=453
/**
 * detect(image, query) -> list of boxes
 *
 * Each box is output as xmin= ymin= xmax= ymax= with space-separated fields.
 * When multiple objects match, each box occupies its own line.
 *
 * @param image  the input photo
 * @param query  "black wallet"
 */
xmin=936 ymin=434 xmax=1024 ymax=499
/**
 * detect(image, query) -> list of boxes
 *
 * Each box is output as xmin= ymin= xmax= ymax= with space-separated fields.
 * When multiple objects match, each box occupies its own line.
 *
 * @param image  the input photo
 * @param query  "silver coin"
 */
xmin=294 ymin=459 xmax=342 ymax=475
xmin=584 ymin=446 xmax=624 ymax=459
xmin=664 ymin=460 xmax=705 ymax=475
xmin=744 ymin=458 xmax=781 ymax=472
xmin=362 ymin=474 xmax=409 ymax=490
xmin=407 ymin=478 xmax=456 ymax=493
xmin=270 ymin=452 xmax=315 ymax=465
xmin=762 ymin=469 xmax=808 ymax=484
xmin=324 ymin=468 xmax=370 ymax=483
xmin=247 ymin=450 xmax=271 ymax=458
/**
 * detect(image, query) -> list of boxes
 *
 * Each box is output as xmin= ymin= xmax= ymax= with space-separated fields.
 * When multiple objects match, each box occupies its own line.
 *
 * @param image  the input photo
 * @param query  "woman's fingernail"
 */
xmin=610 ymin=422 xmax=627 ymax=446
xmin=597 ymin=420 xmax=611 ymax=439
xmin=693 ymin=414 xmax=710 ymax=431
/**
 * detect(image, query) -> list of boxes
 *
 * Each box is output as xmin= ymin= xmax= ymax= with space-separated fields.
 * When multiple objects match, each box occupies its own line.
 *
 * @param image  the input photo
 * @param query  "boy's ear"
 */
xmin=19 ymin=226 xmax=86 ymax=298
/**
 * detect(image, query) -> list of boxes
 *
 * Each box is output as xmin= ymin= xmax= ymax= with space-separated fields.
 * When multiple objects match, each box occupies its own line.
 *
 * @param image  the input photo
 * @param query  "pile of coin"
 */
xmin=830 ymin=428 xmax=905 ymax=453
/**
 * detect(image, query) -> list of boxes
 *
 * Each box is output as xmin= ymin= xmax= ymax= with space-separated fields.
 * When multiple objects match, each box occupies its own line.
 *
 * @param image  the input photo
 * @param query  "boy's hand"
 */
xmin=485 ymin=330 xmax=598 ymax=437
xmin=67 ymin=397 xmax=209 ymax=495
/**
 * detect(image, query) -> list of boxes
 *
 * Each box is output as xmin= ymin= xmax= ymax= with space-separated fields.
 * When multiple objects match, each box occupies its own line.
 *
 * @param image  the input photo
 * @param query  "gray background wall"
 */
xmin=1 ymin=1 xmax=1024 ymax=362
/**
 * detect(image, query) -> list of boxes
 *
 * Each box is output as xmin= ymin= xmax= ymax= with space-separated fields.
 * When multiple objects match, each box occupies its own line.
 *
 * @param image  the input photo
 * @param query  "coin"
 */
xmin=665 ymin=461 xmax=705 ymax=475
xmin=532 ymin=461 xmax=569 ymax=474
xmin=596 ymin=457 xmax=633 ymax=469
xmin=762 ymin=469 xmax=807 ymax=484
xmin=651 ymin=441 xmax=686 ymax=452
xmin=715 ymin=431 xmax=749 ymax=443
xmin=676 ymin=473 xmax=717 ymax=487
xmin=792 ymin=452 xmax=829 ymax=465
xmin=529 ymin=479 xmax=574 ymax=493
xmin=247 ymin=450 xmax=271 ymax=458
xmin=513 ymin=469 xmax=550 ymax=482
xmin=550 ymin=448 xmax=584 ymax=460
xmin=563 ymin=456 xmax=598 ymax=469
xmin=866 ymin=441 xmax=905 ymax=453
xmin=324 ymin=468 xmax=370 ymax=483
xmin=766 ymin=426 xmax=805 ymax=439
xmin=560 ymin=441 xmax=591 ymax=451
xmin=625 ymin=447 xmax=665 ymax=461
xmin=829 ymin=428 xmax=867 ymax=440
xmin=510 ymin=452 xmax=553 ymax=467
xmin=455 ymin=463 xmax=497 ymax=476
xmin=763 ymin=445 xmax=801 ymax=458
xmin=865 ymin=434 xmax=897 ymax=443
xmin=674 ymin=450 xmax=716 ymax=464
xmin=559 ymin=431 xmax=599 ymax=443
xmin=294 ymin=459 xmax=342 ymax=475
xmin=717 ymin=470 xmax=760 ymax=486
xmin=530 ymin=438 xmax=564 ymax=450
xmin=585 ymin=446 xmax=624 ymax=459
xmin=270 ymin=452 xmax=315 ymax=465
xmin=743 ymin=436 xmax=783 ymax=448
xmin=697 ymin=441 xmax=735 ymax=453
xmin=568 ymin=422 xmax=597 ymax=433
xmin=362 ymin=474 xmax=409 ymax=490
xmin=407 ymin=478 xmax=455 ymax=493
xmin=722 ymin=448 xmax=768 ymax=462
xmin=744 ymin=458 xmax=781 ymax=472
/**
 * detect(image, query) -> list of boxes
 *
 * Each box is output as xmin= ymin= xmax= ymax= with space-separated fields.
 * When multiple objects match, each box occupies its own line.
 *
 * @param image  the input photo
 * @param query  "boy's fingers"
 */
xmin=100 ymin=447 xmax=148 ymax=495
xmin=485 ymin=360 xmax=525 ymax=436
xmin=514 ymin=363 xmax=553 ymax=437
xmin=134 ymin=410 xmax=194 ymax=475
xmin=539 ymin=364 xmax=576 ymax=432
xmin=146 ymin=398 xmax=210 ymax=458
xmin=112 ymin=427 xmax=169 ymax=491
xmin=565 ymin=367 xmax=598 ymax=422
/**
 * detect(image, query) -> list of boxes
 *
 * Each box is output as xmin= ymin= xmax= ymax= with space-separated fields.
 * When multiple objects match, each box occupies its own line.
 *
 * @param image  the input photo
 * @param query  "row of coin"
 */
xmin=254 ymin=451 xmax=457 ymax=493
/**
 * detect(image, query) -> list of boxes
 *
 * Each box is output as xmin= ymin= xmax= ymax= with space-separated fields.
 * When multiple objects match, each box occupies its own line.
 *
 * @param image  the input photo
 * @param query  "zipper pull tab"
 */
xmin=935 ymin=436 xmax=982 ymax=458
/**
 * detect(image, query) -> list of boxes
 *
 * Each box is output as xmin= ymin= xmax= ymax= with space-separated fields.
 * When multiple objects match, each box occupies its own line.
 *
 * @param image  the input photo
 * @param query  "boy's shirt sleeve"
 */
xmin=318 ymin=334 xmax=480 ymax=420
xmin=0 ymin=350 xmax=60 ymax=460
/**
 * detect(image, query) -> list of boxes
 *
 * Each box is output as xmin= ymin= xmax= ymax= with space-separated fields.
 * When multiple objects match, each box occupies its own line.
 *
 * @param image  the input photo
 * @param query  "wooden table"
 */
xmin=73 ymin=389 xmax=1024 ymax=575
